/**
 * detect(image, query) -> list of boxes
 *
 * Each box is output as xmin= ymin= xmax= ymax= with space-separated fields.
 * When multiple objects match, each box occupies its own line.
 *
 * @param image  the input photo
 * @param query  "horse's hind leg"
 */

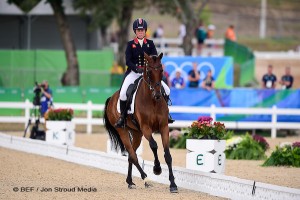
xmin=118 ymin=129 xmax=147 ymax=187
xmin=126 ymin=131 xmax=143 ymax=189
xmin=126 ymin=162 xmax=135 ymax=189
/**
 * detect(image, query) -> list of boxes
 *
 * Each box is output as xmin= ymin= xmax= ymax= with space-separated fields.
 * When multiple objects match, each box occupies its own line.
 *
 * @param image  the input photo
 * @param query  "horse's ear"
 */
xmin=144 ymin=52 xmax=151 ymax=62
xmin=158 ymin=52 xmax=163 ymax=60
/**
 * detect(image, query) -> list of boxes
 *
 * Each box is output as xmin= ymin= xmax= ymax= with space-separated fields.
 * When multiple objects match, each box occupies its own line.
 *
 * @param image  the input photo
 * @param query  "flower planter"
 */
xmin=45 ymin=121 xmax=75 ymax=145
xmin=186 ymin=139 xmax=226 ymax=173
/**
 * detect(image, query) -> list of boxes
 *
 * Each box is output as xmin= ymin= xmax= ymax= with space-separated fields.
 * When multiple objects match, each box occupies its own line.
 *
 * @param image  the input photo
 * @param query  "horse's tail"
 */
xmin=103 ymin=97 xmax=126 ymax=153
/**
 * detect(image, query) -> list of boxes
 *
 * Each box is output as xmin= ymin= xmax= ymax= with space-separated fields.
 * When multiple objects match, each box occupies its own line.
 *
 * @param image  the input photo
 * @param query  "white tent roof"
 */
xmin=0 ymin=0 xmax=78 ymax=15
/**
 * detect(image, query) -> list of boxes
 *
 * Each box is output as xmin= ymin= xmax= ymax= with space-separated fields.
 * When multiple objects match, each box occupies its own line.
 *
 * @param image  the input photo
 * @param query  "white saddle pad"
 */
xmin=117 ymin=79 xmax=142 ymax=114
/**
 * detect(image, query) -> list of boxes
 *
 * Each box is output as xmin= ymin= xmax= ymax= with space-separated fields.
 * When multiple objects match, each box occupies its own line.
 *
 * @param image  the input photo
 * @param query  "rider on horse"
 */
xmin=115 ymin=18 xmax=174 ymax=128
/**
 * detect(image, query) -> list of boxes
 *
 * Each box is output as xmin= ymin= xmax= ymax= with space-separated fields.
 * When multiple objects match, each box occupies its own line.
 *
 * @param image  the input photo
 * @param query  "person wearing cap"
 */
xmin=206 ymin=24 xmax=215 ymax=48
xmin=39 ymin=80 xmax=53 ymax=117
xmin=115 ymin=18 xmax=174 ymax=128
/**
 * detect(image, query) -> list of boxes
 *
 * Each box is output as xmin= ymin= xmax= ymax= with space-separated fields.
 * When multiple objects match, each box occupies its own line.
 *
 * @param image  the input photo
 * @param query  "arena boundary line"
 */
xmin=0 ymin=132 xmax=299 ymax=200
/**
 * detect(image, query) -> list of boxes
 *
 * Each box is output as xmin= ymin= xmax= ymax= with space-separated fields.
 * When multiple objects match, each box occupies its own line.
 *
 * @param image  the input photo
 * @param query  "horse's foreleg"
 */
xmin=149 ymin=136 xmax=162 ymax=175
xmin=161 ymin=127 xmax=178 ymax=193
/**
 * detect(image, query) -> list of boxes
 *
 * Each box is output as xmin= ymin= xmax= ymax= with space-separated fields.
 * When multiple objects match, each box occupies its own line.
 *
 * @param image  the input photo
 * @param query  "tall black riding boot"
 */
xmin=115 ymin=100 xmax=128 ymax=128
xmin=163 ymin=95 xmax=175 ymax=124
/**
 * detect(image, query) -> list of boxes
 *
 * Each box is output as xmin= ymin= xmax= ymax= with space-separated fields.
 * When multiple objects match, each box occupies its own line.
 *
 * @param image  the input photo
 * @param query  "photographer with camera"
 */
xmin=37 ymin=80 xmax=53 ymax=117
xmin=25 ymin=80 xmax=53 ymax=140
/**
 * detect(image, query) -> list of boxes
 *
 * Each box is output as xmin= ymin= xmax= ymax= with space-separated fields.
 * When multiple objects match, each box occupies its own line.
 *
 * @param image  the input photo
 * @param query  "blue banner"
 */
xmin=162 ymin=56 xmax=234 ymax=89
xmin=170 ymin=88 xmax=300 ymax=122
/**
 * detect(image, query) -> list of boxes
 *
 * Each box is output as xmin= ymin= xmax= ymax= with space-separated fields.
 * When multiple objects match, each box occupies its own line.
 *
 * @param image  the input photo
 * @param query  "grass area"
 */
xmin=238 ymin=37 xmax=300 ymax=51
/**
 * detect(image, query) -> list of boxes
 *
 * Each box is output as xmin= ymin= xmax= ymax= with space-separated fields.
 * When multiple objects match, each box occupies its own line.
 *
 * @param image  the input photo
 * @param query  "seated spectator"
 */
xmin=201 ymin=70 xmax=215 ymax=90
xmin=111 ymin=61 xmax=124 ymax=74
xmin=262 ymin=65 xmax=277 ymax=89
xmin=171 ymin=69 xmax=185 ymax=89
xmin=162 ymin=64 xmax=171 ymax=87
xmin=279 ymin=66 xmax=293 ymax=89
xmin=188 ymin=62 xmax=200 ymax=88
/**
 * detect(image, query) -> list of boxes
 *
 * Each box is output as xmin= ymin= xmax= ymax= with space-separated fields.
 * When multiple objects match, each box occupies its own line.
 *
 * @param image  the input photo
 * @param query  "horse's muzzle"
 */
xmin=153 ymin=91 xmax=162 ymax=101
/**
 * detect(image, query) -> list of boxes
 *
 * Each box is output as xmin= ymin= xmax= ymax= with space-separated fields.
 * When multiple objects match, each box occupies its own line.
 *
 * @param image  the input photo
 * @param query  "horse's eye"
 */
xmin=160 ymin=69 xmax=163 ymax=73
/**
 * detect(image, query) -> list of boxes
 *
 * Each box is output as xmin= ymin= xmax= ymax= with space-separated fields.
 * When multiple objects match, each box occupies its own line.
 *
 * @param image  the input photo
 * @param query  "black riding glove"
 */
xmin=136 ymin=68 xmax=144 ymax=74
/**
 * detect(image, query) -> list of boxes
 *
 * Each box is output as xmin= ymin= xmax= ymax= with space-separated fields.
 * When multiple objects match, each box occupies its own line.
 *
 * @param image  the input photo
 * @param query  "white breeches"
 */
xmin=119 ymin=71 xmax=170 ymax=101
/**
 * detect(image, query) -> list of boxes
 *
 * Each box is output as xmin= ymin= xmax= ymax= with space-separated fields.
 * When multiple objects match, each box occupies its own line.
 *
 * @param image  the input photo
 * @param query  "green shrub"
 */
xmin=263 ymin=142 xmax=300 ymax=167
xmin=225 ymin=134 xmax=266 ymax=160
xmin=169 ymin=130 xmax=186 ymax=149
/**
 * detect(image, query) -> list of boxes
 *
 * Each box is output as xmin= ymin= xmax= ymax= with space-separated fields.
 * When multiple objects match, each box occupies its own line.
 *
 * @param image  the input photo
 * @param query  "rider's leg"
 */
xmin=115 ymin=72 xmax=140 ymax=128
xmin=161 ymin=81 xmax=175 ymax=124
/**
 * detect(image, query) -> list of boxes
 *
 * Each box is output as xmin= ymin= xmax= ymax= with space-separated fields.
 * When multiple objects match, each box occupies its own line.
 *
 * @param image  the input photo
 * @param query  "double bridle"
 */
xmin=142 ymin=64 xmax=162 ymax=99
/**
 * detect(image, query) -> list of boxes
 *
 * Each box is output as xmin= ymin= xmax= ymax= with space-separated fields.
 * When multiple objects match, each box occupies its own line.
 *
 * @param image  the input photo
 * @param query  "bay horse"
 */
xmin=103 ymin=52 xmax=178 ymax=193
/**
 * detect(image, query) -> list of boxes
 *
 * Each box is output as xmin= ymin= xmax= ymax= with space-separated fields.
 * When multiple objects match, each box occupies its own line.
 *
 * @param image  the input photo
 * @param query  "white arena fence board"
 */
xmin=1 ymin=100 xmax=300 ymax=138
xmin=0 ymin=132 xmax=300 ymax=200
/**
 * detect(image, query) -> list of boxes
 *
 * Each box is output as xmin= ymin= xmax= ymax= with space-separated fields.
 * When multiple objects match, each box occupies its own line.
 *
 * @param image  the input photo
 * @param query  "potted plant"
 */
xmin=185 ymin=116 xmax=232 ymax=173
xmin=44 ymin=108 xmax=75 ymax=145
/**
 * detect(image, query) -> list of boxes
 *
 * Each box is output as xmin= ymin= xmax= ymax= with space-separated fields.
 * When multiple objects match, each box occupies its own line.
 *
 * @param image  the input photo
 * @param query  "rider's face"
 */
xmin=136 ymin=29 xmax=146 ymax=39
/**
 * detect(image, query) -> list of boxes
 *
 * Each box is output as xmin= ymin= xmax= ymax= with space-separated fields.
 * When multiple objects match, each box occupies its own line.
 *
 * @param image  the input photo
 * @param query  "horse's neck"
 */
xmin=139 ymin=79 xmax=152 ymax=98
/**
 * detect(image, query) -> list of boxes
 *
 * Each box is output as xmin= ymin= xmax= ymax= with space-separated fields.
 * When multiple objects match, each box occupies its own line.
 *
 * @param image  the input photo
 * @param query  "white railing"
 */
xmin=110 ymin=38 xmax=224 ymax=56
xmin=254 ymin=51 xmax=300 ymax=59
xmin=1 ymin=100 xmax=300 ymax=138
xmin=152 ymin=38 xmax=224 ymax=56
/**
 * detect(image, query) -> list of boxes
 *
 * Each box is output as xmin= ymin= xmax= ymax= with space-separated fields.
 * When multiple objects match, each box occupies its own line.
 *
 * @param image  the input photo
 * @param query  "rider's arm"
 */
xmin=149 ymin=40 xmax=158 ymax=56
xmin=125 ymin=41 xmax=139 ymax=73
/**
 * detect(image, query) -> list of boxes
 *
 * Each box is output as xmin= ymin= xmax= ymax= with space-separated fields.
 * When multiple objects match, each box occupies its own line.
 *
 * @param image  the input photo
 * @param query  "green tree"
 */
xmin=73 ymin=0 xmax=118 ymax=47
xmin=8 ymin=0 xmax=80 ymax=86
xmin=73 ymin=0 xmax=148 ymax=69
xmin=153 ymin=0 xmax=210 ymax=55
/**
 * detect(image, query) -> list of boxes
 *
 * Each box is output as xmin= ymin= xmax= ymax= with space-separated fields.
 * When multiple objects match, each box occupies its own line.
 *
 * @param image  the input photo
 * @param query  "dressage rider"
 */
xmin=115 ymin=18 xmax=174 ymax=128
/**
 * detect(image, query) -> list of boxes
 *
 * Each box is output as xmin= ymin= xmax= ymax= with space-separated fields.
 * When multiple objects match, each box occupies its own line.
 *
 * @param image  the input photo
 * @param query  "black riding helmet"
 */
xmin=132 ymin=18 xmax=147 ymax=33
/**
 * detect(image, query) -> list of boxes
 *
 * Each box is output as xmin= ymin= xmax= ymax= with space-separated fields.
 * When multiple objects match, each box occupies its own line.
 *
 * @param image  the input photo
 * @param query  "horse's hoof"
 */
xmin=153 ymin=165 xmax=162 ymax=175
xmin=128 ymin=184 xmax=136 ymax=189
xmin=144 ymin=182 xmax=153 ymax=188
xmin=144 ymin=178 xmax=153 ymax=188
xmin=170 ymin=186 xmax=178 ymax=193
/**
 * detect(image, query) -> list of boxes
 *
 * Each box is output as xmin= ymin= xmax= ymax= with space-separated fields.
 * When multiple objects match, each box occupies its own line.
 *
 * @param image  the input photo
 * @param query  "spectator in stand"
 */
xmin=162 ymin=64 xmax=171 ymax=87
xmin=110 ymin=61 xmax=124 ymax=74
xmin=188 ymin=62 xmax=200 ymax=88
xmin=225 ymin=25 xmax=236 ymax=41
xmin=153 ymin=24 xmax=164 ymax=38
xmin=171 ymin=69 xmax=185 ymax=89
xmin=178 ymin=23 xmax=186 ymax=40
xmin=201 ymin=70 xmax=215 ymax=90
xmin=262 ymin=65 xmax=277 ymax=89
xmin=206 ymin=24 xmax=215 ymax=48
xmin=279 ymin=66 xmax=293 ymax=89
xmin=195 ymin=22 xmax=207 ymax=55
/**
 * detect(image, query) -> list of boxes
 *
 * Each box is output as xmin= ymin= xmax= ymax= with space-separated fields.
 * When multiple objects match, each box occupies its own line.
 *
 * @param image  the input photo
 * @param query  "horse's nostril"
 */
xmin=155 ymin=95 xmax=161 ymax=100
